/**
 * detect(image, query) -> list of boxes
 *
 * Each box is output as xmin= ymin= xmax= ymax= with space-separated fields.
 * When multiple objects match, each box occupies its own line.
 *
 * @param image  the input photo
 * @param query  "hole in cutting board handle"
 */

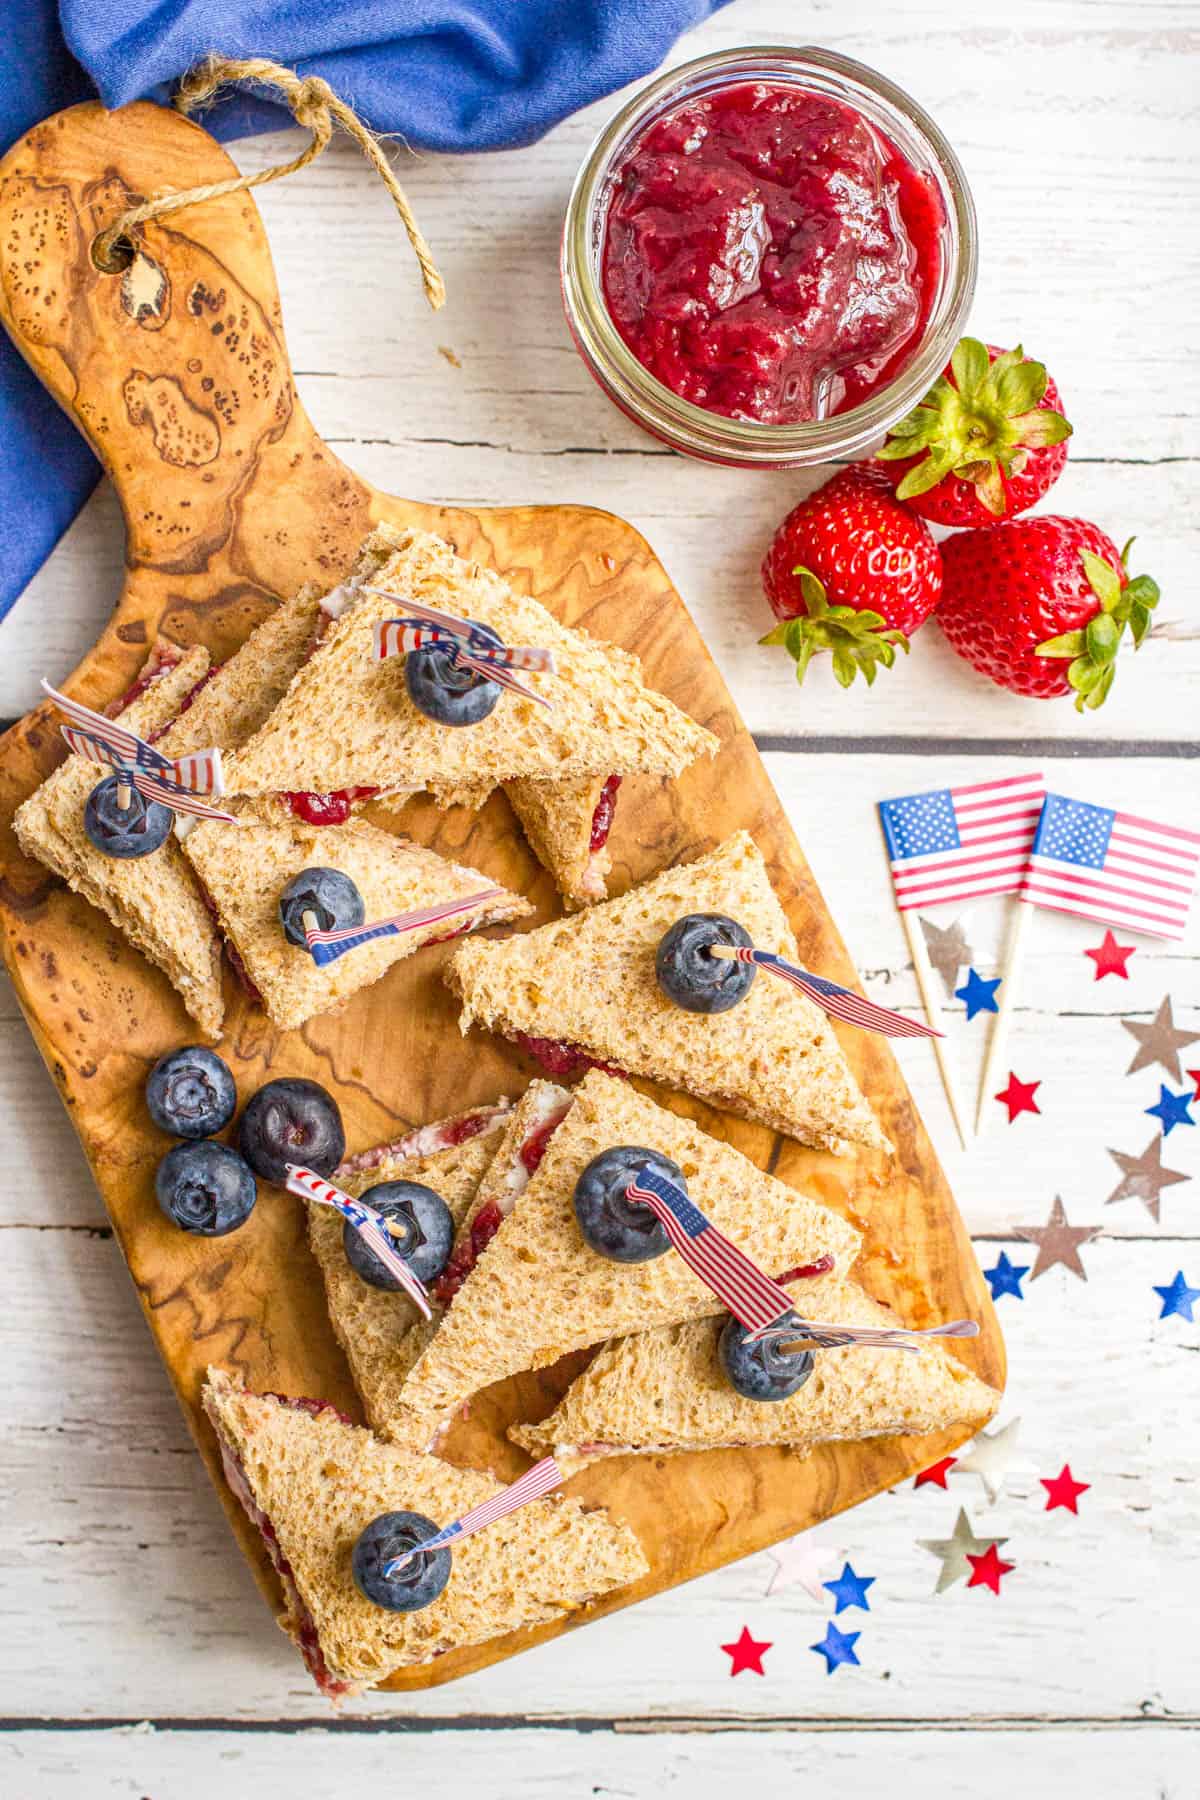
xmin=91 ymin=230 xmax=135 ymax=274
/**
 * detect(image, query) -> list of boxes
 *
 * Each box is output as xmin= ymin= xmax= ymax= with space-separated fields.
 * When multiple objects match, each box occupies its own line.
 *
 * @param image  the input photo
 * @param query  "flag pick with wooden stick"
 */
xmin=705 ymin=944 xmax=941 ymax=1038
xmin=284 ymin=1163 xmax=433 ymax=1319
xmin=878 ymin=770 xmax=1046 ymax=1149
xmin=383 ymin=1456 xmax=565 ymax=1575
xmin=302 ymin=887 xmax=507 ymax=967
xmin=43 ymin=681 xmax=240 ymax=823
xmin=369 ymin=593 xmax=555 ymax=710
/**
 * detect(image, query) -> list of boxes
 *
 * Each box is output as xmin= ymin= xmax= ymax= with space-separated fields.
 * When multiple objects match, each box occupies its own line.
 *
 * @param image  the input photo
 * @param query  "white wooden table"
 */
xmin=3 ymin=4 xmax=1197 ymax=1794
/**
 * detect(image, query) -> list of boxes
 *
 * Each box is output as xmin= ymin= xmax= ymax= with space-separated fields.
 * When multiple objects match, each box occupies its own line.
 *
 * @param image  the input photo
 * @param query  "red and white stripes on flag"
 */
xmin=878 ymin=770 xmax=1046 ymax=910
xmin=283 ymin=1163 xmax=433 ymax=1318
xmin=718 ymin=946 xmax=941 ymax=1038
xmin=382 ymin=1455 xmax=565 ymax=1575
xmin=45 ymin=682 xmax=239 ymax=824
xmin=304 ymin=888 xmax=506 ymax=967
xmin=1020 ymin=792 xmax=1200 ymax=941
xmin=625 ymin=1166 xmax=797 ymax=1338
xmin=369 ymin=593 xmax=555 ymax=711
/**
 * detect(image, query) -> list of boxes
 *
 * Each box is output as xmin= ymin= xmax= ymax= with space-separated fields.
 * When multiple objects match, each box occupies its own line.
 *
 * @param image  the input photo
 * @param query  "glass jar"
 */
xmin=561 ymin=45 xmax=977 ymax=468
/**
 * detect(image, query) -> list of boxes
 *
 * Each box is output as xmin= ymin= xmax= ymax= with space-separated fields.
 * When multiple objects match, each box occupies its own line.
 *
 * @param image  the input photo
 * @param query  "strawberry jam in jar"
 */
xmin=562 ymin=47 xmax=976 ymax=467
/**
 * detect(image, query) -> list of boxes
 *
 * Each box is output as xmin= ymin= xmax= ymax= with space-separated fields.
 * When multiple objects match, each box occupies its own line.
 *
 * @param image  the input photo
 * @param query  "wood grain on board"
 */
xmin=0 ymin=99 xmax=1002 ymax=1690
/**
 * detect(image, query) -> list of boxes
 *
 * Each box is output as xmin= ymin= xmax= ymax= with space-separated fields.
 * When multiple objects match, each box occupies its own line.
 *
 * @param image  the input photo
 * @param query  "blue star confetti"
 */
xmin=1153 ymin=1271 xmax=1199 ymax=1322
xmin=822 ymin=1562 xmax=875 ymax=1613
xmin=810 ymin=1621 xmax=861 ymax=1674
xmin=984 ymin=1251 xmax=1029 ymax=1301
xmin=1145 ymin=1086 xmax=1195 ymax=1137
xmin=955 ymin=968 xmax=1002 ymax=1020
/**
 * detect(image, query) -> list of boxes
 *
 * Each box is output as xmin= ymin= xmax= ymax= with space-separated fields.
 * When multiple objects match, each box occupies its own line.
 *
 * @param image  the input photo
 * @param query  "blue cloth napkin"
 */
xmin=1 ymin=0 xmax=731 ymax=623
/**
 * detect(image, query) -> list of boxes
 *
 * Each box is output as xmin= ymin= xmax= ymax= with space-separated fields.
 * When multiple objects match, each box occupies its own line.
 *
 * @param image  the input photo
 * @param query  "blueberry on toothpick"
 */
xmin=353 ymin=1511 xmax=452 ymax=1612
xmin=146 ymin=1045 xmax=237 ymax=1138
xmin=278 ymin=867 xmax=365 ymax=948
xmin=719 ymin=1310 xmax=816 ymax=1402
xmin=405 ymin=619 xmax=501 ymax=727
xmin=239 ymin=1078 xmax=345 ymax=1184
xmin=155 ymin=1140 xmax=257 ymax=1236
xmin=655 ymin=913 xmax=756 ymax=1013
xmin=573 ymin=1146 xmax=681 ymax=1262
xmin=83 ymin=772 xmax=173 ymax=859
xmin=344 ymin=1180 xmax=454 ymax=1289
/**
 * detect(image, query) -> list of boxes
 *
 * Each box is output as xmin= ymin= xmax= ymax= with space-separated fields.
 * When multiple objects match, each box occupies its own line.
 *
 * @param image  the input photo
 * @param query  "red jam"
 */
xmin=146 ymin=663 xmax=223 ymax=745
xmin=601 ymin=83 xmax=942 ymax=424
xmin=432 ymin=1200 xmax=504 ymax=1306
xmin=107 ymin=643 xmax=183 ymax=716
xmin=283 ymin=786 xmax=380 ymax=827
xmin=777 ymin=1253 xmax=836 ymax=1285
xmin=588 ymin=775 xmax=623 ymax=852
xmin=441 ymin=1111 xmax=497 ymax=1148
xmin=265 ymin=1392 xmax=356 ymax=1426
xmin=512 ymin=1032 xmax=625 ymax=1081
xmin=195 ymin=882 xmax=265 ymax=1005
xmin=518 ymin=1107 xmax=570 ymax=1176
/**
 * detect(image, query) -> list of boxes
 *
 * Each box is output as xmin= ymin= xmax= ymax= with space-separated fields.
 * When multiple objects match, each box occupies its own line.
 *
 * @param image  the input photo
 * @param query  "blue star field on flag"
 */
xmin=822 ymin=1562 xmax=875 ymax=1614
xmin=810 ymin=1621 xmax=861 ymax=1674
xmin=984 ymin=1252 xmax=1029 ymax=1301
xmin=955 ymin=967 xmax=1003 ymax=1020
xmin=1145 ymin=1085 xmax=1195 ymax=1137
xmin=1153 ymin=1271 xmax=1200 ymax=1322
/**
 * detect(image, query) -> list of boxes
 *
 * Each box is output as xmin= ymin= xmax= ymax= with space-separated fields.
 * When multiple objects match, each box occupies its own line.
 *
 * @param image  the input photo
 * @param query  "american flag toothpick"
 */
xmin=878 ymin=771 xmax=1046 ymax=1149
xmin=624 ymin=1166 xmax=804 ymax=1338
xmin=284 ymin=1164 xmax=433 ymax=1318
xmin=368 ymin=592 xmax=555 ymax=710
xmin=706 ymin=944 xmax=940 ymax=1038
xmin=43 ymin=681 xmax=240 ymax=823
xmin=302 ymin=888 xmax=506 ymax=967
xmin=383 ymin=1456 xmax=565 ymax=1576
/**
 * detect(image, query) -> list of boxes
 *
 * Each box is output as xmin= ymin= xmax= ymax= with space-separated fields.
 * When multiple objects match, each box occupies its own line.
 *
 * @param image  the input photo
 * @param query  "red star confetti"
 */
xmin=1084 ymin=930 xmax=1135 ymax=981
xmin=914 ymin=1456 xmax=958 ymax=1490
xmin=722 ymin=1626 xmax=771 ymax=1676
xmin=966 ymin=1543 xmax=1015 ymax=1595
xmin=1041 ymin=1464 xmax=1090 ymax=1515
xmin=1189 ymin=1069 xmax=1200 ymax=1102
xmin=995 ymin=1072 xmax=1041 ymax=1122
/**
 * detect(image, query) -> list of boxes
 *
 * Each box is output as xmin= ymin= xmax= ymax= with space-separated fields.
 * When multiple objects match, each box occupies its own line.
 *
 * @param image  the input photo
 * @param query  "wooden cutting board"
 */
xmin=0 ymin=99 xmax=1003 ymax=1691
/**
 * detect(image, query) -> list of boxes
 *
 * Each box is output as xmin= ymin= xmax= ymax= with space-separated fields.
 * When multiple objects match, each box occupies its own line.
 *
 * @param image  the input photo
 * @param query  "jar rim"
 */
xmin=561 ymin=44 xmax=978 ymax=467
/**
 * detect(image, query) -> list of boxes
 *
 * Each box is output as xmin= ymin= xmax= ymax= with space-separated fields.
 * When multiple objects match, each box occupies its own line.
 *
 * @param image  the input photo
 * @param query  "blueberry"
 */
xmin=352 ymin=1510 xmax=451 ymax=1612
xmin=655 ymin=913 xmax=756 ymax=1014
xmin=238 ymin=1077 xmax=345 ymax=1185
xmin=83 ymin=774 xmax=173 ymax=860
xmin=279 ymin=867 xmax=365 ymax=949
xmin=146 ymin=1045 xmax=237 ymax=1139
xmin=573 ymin=1146 xmax=684 ymax=1263
xmin=718 ymin=1310 xmax=815 ymax=1402
xmin=405 ymin=619 xmax=501 ymax=727
xmin=344 ymin=1180 xmax=454 ymax=1289
xmin=155 ymin=1140 xmax=257 ymax=1236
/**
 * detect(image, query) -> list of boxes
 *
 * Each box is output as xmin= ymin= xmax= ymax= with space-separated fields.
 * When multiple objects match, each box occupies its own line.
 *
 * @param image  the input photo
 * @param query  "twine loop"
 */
xmin=93 ymin=54 xmax=445 ymax=309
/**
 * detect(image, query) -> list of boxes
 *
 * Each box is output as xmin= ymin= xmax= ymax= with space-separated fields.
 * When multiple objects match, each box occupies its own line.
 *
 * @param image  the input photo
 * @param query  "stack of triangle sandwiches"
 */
xmin=17 ymin=523 xmax=718 ymax=1038
xmin=209 ymin=1068 xmax=999 ymax=1695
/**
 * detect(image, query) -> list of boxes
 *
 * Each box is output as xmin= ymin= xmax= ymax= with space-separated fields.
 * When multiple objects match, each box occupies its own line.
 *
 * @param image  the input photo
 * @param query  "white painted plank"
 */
xmin=6 ymin=1723 xmax=1199 ymax=1800
xmin=1 ymin=1226 xmax=1195 ymax=1720
xmin=3 ymin=753 xmax=1195 ymax=1235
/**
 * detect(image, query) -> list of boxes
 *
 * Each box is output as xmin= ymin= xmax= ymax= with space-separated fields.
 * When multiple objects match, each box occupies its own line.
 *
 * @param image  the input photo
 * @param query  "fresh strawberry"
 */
xmin=761 ymin=465 xmax=942 ymax=688
xmin=875 ymin=338 xmax=1072 ymax=525
xmin=938 ymin=517 xmax=1159 ymax=709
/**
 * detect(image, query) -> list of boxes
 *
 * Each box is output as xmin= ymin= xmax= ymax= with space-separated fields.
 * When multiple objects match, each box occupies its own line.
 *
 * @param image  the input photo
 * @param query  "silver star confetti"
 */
xmin=1106 ymin=1136 xmax=1191 ymax=1222
xmin=764 ymin=1528 xmax=839 ymax=1599
xmin=920 ymin=1507 xmax=1009 ymax=1594
xmin=920 ymin=914 xmax=974 ymax=996
xmin=1121 ymin=995 xmax=1199 ymax=1082
xmin=1015 ymin=1195 xmax=1102 ymax=1281
xmin=956 ymin=1417 xmax=1023 ymax=1504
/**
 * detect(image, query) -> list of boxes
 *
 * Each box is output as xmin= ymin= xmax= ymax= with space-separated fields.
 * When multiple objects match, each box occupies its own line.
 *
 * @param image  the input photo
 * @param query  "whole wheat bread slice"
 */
xmin=14 ymin=642 xmax=227 ymax=1040
xmin=510 ymin=1271 xmax=1001 ymax=1471
xmin=398 ymin=1070 xmax=862 ymax=1416
xmin=203 ymin=1367 xmax=648 ymax=1698
xmin=447 ymin=830 xmax=890 ymax=1156
xmin=309 ymin=1105 xmax=512 ymax=1449
xmin=222 ymin=526 xmax=718 ymax=797
xmin=505 ymin=774 xmax=618 ymax=909
xmin=181 ymin=813 xmax=531 ymax=1032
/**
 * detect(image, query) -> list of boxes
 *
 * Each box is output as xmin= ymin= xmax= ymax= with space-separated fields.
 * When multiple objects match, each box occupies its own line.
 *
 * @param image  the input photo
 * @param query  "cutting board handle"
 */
xmin=0 ymin=99 xmax=371 ymax=590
